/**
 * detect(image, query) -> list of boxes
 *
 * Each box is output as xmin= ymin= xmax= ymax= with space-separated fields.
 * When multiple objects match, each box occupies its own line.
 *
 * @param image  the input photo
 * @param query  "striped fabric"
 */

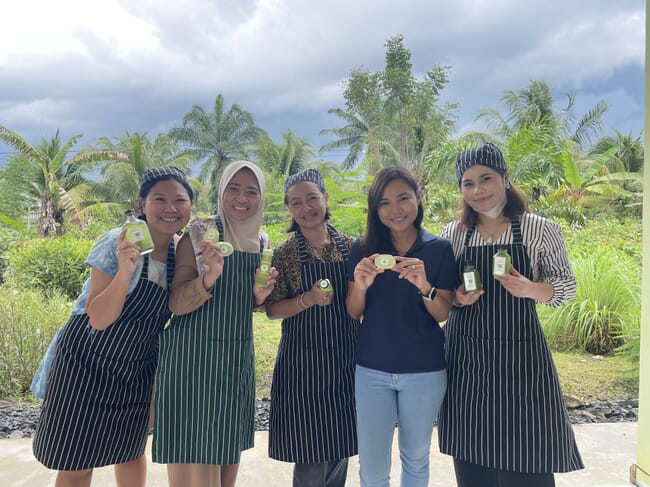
xmin=437 ymin=219 xmax=583 ymax=473
xmin=442 ymin=212 xmax=576 ymax=307
xmin=269 ymin=227 xmax=358 ymax=463
xmin=33 ymin=244 xmax=175 ymax=470
xmin=153 ymin=245 xmax=261 ymax=465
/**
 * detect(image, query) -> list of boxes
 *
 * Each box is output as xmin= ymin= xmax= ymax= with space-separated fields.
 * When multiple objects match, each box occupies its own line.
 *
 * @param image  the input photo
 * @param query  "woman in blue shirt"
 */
xmin=346 ymin=166 xmax=458 ymax=487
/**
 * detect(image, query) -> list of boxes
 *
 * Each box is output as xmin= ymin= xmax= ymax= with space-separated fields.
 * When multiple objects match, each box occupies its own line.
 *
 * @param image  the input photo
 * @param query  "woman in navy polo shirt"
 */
xmin=346 ymin=166 xmax=458 ymax=487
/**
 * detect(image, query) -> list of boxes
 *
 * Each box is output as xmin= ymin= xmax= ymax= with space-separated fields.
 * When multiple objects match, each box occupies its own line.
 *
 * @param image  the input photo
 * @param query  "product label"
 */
xmin=464 ymin=272 xmax=478 ymax=291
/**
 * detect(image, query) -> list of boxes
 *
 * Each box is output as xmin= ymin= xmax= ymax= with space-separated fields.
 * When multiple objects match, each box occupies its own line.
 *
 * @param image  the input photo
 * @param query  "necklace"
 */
xmin=479 ymin=218 xmax=509 ymax=244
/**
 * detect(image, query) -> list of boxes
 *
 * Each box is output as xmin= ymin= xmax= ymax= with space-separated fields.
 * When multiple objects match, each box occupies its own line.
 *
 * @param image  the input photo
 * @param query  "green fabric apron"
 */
xmin=153 ymin=240 xmax=261 ymax=465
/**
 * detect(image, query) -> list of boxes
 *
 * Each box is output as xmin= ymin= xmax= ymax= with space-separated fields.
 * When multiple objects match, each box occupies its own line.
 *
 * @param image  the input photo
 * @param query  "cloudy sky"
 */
xmin=0 ymin=0 xmax=644 ymax=167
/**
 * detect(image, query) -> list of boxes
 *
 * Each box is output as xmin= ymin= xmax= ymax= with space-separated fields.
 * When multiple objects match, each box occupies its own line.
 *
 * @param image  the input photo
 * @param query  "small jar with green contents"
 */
xmin=319 ymin=278 xmax=333 ymax=293
xmin=255 ymin=249 xmax=273 ymax=287
xmin=463 ymin=264 xmax=482 ymax=292
xmin=492 ymin=248 xmax=512 ymax=276
xmin=123 ymin=210 xmax=154 ymax=254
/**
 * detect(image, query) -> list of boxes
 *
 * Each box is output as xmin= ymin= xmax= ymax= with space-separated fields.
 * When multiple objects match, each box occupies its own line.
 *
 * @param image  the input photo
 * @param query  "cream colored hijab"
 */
xmin=217 ymin=160 xmax=266 ymax=253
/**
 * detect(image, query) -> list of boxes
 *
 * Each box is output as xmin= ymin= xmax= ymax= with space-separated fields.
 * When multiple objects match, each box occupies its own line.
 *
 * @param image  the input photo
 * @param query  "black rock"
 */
xmin=0 ymin=396 xmax=637 ymax=439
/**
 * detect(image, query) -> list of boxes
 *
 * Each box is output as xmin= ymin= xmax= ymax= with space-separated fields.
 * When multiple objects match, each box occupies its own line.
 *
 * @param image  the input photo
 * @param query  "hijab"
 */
xmin=217 ymin=160 xmax=266 ymax=253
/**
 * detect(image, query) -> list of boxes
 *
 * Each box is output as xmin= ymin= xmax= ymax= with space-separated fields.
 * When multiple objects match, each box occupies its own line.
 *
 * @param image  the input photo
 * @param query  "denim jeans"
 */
xmin=355 ymin=365 xmax=447 ymax=487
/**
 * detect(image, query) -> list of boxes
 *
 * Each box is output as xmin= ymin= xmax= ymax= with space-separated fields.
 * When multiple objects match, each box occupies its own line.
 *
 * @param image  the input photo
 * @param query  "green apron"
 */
xmin=153 ymin=225 xmax=261 ymax=465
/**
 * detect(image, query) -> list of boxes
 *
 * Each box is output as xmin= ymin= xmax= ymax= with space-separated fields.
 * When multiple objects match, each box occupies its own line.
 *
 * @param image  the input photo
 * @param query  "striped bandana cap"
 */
xmin=283 ymin=168 xmax=326 ymax=195
xmin=456 ymin=142 xmax=507 ymax=183
xmin=141 ymin=166 xmax=188 ymax=186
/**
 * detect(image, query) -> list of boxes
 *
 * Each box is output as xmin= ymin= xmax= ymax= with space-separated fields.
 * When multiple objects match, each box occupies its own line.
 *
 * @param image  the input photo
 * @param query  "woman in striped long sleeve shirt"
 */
xmin=437 ymin=143 xmax=584 ymax=487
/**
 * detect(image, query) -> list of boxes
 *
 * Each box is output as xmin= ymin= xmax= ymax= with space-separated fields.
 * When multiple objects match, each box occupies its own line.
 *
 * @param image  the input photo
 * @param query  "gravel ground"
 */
xmin=0 ymin=397 xmax=637 ymax=440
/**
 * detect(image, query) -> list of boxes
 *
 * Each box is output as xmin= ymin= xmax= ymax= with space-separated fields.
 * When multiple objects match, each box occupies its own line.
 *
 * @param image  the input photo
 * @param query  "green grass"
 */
xmin=552 ymin=351 xmax=639 ymax=402
xmin=251 ymin=315 xmax=640 ymax=402
xmin=253 ymin=313 xmax=282 ymax=398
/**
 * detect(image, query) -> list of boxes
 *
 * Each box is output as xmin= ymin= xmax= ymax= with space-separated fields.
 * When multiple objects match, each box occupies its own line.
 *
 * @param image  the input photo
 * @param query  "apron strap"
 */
xmin=296 ymin=225 xmax=348 ymax=264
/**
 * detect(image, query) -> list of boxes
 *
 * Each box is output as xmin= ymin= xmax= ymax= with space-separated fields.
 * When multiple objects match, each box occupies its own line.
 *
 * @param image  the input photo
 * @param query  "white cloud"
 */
xmin=0 ymin=0 xmax=644 ymax=161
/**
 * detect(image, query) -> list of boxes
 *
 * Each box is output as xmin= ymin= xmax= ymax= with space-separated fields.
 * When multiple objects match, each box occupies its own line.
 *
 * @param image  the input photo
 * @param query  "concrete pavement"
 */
xmin=0 ymin=422 xmax=637 ymax=486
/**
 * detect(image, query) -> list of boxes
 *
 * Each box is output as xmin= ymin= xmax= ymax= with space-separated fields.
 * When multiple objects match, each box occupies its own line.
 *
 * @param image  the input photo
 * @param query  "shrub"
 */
xmin=538 ymin=248 xmax=640 ymax=355
xmin=3 ymin=235 xmax=94 ymax=300
xmin=0 ymin=286 xmax=72 ymax=397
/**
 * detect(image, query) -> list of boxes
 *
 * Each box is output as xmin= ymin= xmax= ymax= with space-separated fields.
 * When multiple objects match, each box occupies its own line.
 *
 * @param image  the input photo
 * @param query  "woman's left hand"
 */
xmin=253 ymin=266 xmax=278 ymax=305
xmin=393 ymin=256 xmax=430 ymax=291
xmin=494 ymin=266 xmax=532 ymax=298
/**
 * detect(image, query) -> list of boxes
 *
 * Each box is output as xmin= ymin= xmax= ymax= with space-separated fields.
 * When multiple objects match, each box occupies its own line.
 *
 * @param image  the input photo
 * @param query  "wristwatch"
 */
xmin=420 ymin=286 xmax=437 ymax=301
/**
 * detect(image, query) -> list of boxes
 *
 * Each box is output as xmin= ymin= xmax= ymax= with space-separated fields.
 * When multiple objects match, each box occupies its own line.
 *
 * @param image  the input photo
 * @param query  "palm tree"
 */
xmin=253 ymin=129 xmax=315 ymax=177
xmin=87 ymin=131 xmax=194 ymax=217
xmin=590 ymin=131 xmax=644 ymax=173
xmin=559 ymin=141 xmax=639 ymax=205
xmin=168 ymin=94 xmax=264 ymax=196
xmin=0 ymin=125 xmax=125 ymax=237
xmin=475 ymin=79 xmax=608 ymax=150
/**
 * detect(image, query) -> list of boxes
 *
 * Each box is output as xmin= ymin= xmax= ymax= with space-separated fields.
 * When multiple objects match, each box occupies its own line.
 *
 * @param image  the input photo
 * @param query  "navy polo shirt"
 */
xmin=346 ymin=228 xmax=459 ymax=374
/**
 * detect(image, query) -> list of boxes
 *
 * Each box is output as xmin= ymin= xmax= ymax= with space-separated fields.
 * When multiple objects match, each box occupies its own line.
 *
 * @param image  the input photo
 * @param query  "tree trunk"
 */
xmin=38 ymin=192 xmax=56 ymax=238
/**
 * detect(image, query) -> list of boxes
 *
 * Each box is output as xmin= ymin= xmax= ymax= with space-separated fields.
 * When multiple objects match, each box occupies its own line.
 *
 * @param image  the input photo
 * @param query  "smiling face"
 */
xmin=220 ymin=168 xmax=261 ymax=221
xmin=286 ymin=181 xmax=329 ymax=230
xmin=376 ymin=178 xmax=420 ymax=235
xmin=140 ymin=179 xmax=193 ymax=238
xmin=460 ymin=165 xmax=508 ymax=214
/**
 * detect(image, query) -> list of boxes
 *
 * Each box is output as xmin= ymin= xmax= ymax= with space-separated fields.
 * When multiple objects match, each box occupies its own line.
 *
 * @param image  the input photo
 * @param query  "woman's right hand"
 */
xmin=199 ymin=240 xmax=225 ymax=288
xmin=353 ymin=253 xmax=383 ymax=292
xmin=453 ymin=283 xmax=484 ymax=307
xmin=116 ymin=228 xmax=141 ymax=277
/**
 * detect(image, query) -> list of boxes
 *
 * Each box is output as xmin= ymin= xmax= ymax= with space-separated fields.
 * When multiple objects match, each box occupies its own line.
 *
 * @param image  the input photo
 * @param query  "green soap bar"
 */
xmin=219 ymin=242 xmax=234 ymax=256
xmin=204 ymin=228 xmax=220 ymax=243
xmin=374 ymin=254 xmax=396 ymax=269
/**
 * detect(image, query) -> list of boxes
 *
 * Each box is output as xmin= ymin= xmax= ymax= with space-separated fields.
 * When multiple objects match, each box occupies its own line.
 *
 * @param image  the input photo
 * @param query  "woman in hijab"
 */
xmin=153 ymin=161 xmax=277 ymax=487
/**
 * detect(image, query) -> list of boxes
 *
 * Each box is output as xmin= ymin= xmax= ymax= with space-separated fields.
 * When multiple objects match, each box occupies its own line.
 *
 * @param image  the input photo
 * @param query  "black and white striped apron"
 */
xmin=269 ymin=227 xmax=358 ymax=463
xmin=437 ymin=220 xmax=583 ymax=473
xmin=153 ymin=216 xmax=262 ymax=465
xmin=33 ymin=243 xmax=175 ymax=470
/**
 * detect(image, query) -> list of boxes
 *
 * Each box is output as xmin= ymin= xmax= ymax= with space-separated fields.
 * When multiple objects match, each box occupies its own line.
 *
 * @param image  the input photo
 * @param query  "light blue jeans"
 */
xmin=355 ymin=365 xmax=447 ymax=487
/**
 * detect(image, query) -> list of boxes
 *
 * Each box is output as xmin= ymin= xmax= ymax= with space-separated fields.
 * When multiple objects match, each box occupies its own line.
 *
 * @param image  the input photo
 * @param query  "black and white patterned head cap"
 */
xmin=138 ymin=166 xmax=191 ymax=200
xmin=283 ymin=168 xmax=326 ymax=195
xmin=456 ymin=142 xmax=507 ymax=183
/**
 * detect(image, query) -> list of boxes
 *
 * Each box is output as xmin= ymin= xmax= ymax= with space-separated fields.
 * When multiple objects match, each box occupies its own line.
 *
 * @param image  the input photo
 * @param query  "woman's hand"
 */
xmin=496 ymin=266 xmax=554 ymax=301
xmin=199 ymin=240 xmax=225 ymax=289
xmin=253 ymin=267 xmax=278 ymax=305
xmin=393 ymin=256 xmax=429 ymax=293
xmin=353 ymin=253 xmax=383 ymax=292
xmin=116 ymin=229 xmax=141 ymax=277
xmin=453 ymin=283 xmax=484 ymax=306
xmin=303 ymin=280 xmax=334 ymax=308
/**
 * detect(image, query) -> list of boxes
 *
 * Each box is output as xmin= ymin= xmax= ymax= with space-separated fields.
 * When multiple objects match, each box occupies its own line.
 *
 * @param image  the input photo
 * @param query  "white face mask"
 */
xmin=476 ymin=196 xmax=507 ymax=219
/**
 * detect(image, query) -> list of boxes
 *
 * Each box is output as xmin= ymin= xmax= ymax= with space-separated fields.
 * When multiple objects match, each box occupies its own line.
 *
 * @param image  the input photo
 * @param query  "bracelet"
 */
xmin=297 ymin=293 xmax=309 ymax=310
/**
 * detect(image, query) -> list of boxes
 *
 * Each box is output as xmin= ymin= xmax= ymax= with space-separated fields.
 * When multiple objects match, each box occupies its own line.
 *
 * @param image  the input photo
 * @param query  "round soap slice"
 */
xmin=204 ymin=228 xmax=220 ymax=243
xmin=374 ymin=254 xmax=396 ymax=269
xmin=218 ymin=242 xmax=234 ymax=256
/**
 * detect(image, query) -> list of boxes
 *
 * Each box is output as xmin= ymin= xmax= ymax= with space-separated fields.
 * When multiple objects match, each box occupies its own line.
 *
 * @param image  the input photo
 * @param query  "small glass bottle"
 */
xmin=463 ymin=264 xmax=482 ymax=292
xmin=319 ymin=278 xmax=333 ymax=293
xmin=255 ymin=249 xmax=273 ymax=286
xmin=123 ymin=210 xmax=154 ymax=254
xmin=492 ymin=248 xmax=512 ymax=276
